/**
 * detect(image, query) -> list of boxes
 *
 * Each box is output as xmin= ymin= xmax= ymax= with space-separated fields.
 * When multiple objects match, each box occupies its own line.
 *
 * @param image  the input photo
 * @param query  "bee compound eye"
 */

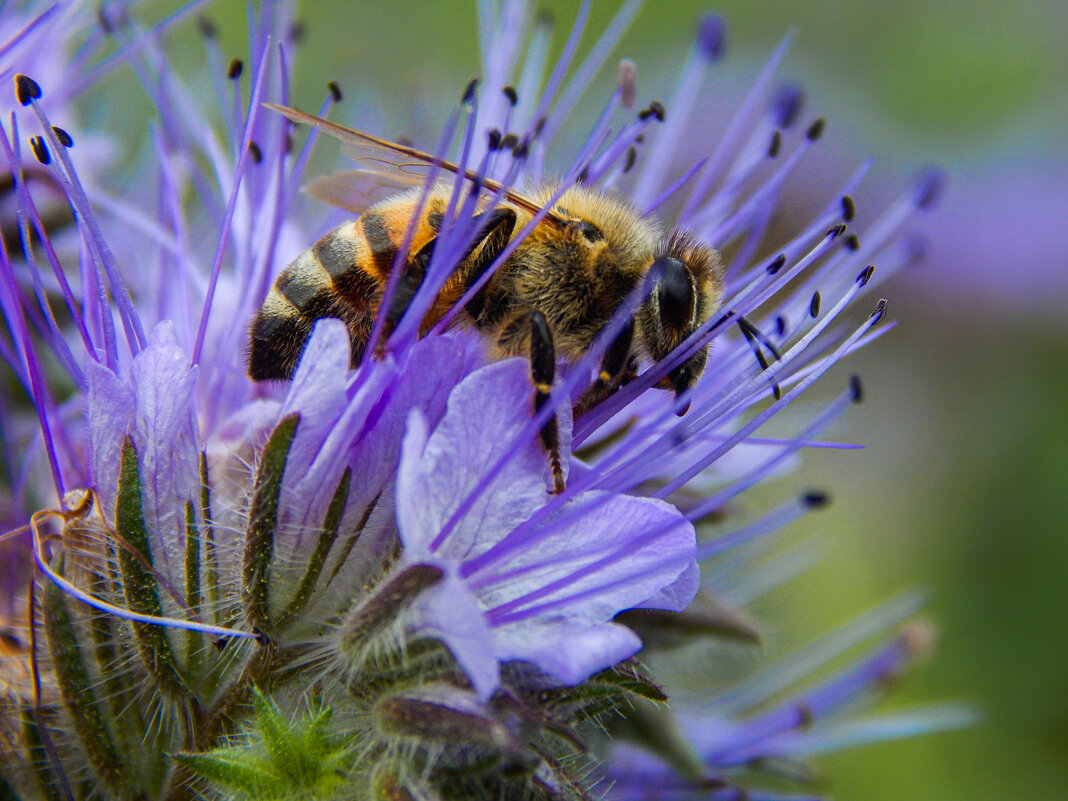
xmin=652 ymin=256 xmax=695 ymax=331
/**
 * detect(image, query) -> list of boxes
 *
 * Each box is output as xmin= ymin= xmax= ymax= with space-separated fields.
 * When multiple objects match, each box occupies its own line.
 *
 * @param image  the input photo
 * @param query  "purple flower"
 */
xmin=396 ymin=356 xmax=696 ymax=695
xmin=0 ymin=2 xmax=964 ymax=799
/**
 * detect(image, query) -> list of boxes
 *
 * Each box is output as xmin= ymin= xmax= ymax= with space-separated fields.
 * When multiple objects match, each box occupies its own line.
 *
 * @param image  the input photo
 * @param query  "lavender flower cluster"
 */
xmin=0 ymin=2 xmax=969 ymax=800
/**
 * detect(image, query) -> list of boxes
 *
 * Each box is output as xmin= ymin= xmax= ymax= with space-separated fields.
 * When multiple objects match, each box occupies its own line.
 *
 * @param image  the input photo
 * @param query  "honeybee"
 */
xmin=249 ymin=105 xmax=724 ymax=491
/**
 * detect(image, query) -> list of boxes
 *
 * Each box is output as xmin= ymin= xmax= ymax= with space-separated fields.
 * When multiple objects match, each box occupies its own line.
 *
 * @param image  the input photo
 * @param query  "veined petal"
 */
xmin=397 ymin=357 xmax=571 ymax=561
xmin=476 ymin=492 xmax=695 ymax=621
xmin=494 ymin=620 xmax=642 ymax=685
xmin=128 ymin=322 xmax=200 ymax=564
xmin=279 ymin=319 xmax=352 ymax=481
xmin=397 ymin=356 xmax=696 ymax=692
xmin=409 ymin=567 xmax=501 ymax=698
xmin=86 ymin=360 xmax=134 ymax=519
xmin=640 ymin=560 xmax=701 ymax=612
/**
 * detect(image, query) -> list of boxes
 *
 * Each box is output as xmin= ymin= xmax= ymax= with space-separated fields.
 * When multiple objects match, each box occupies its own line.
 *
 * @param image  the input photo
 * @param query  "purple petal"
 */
xmin=495 ymin=620 xmax=641 ymax=685
xmin=396 ymin=357 xmax=696 ymax=692
xmin=86 ymin=359 xmax=133 ymax=518
xmin=640 ymin=561 xmax=700 ymax=612
xmin=397 ymin=357 xmax=571 ymax=559
xmin=205 ymin=397 xmax=281 ymax=548
xmin=284 ymin=332 xmax=472 ymax=543
xmin=410 ymin=568 xmax=501 ymax=698
xmin=128 ymin=321 xmax=200 ymax=572
xmin=279 ymin=319 xmax=351 ymax=482
xmin=339 ymin=333 xmax=474 ymax=512
xmin=479 ymin=492 xmax=696 ymax=623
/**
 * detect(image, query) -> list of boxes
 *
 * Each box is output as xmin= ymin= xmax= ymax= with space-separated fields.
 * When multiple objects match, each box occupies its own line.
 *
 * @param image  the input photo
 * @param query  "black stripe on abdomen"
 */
xmin=313 ymin=230 xmax=359 ymax=279
xmin=248 ymin=307 xmax=310 ymax=381
xmin=361 ymin=212 xmax=395 ymax=275
xmin=275 ymin=261 xmax=322 ymax=311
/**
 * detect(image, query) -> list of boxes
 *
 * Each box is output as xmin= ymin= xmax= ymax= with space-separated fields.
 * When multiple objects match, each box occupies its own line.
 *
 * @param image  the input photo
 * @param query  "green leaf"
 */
xmin=173 ymin=751 xmax=285 ymax=797
xmin=253 ymin=687 xmax=318 ymax=780
xmin=242 ymin=414 xmax=300 ymax=635
xmin=115 ymin=436 xmax=188 ymax=698
xmin=177 ymin=690 xmax=351 ymax=801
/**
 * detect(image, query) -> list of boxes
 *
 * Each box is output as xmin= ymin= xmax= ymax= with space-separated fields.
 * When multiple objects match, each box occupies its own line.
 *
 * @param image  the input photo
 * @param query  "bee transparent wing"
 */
xmin=265 ymin=102 xmax=563 ymax=223
xmin=304 ymin=169 xmax=417 ymax=215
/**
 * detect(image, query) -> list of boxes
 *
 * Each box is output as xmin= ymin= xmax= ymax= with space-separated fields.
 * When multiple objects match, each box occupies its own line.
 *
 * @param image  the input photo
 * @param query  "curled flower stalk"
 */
xmin=0 ymin=2 xmax=968 ymax=800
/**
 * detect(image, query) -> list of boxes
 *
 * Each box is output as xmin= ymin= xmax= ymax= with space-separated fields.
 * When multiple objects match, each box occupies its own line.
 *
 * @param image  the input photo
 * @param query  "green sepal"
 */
xmin=86 ymin=557 xmax=134 ymax=728
xmin=175 ymin=688 xmax=350 ymax=801
xmin=242 ymin=414 xmax=300 ymax=635
xmin=42 ymin=557 xmax=124 ymax=791
xmin=530 ymin=748 xmax=597 ymax=801
xmin=589 ymin=660 xmax=668 ymax=702
xmin=374 ymin=683 xmax=522 ymax=758
xmin=337 ymin=564 xmax=443 ymax=658
xmin=184 ymin=501 xmax=202 ymax=672
xmin=279 ymin=468 xmax=350 ymax=628
xmin=19 ymin=708 xmax=64 ymax=801
xmin=324 ymin=491 xmax=380 ymax=589
xmin=200 ymin=451 xmax=221 ymax=623
xmin=116 ymin=435 xmax=188 ymax=698
xmin=616 ymin=590 xmax=762 ymax=647
xmin=532 ymin=660 xmax=666 ymax=725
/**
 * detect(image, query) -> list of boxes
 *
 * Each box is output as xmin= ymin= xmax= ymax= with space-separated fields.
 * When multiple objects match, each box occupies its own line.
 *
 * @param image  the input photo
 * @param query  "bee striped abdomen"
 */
xmin=247 ymin=200 xmax=446 ymax=381
xmin=249 ymin=222 xmax=377 ymax=380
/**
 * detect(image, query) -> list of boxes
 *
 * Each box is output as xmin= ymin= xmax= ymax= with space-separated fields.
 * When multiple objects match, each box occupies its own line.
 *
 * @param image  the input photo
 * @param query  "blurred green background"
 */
xmin=173 ymin=1 xmax=1068 ymax=797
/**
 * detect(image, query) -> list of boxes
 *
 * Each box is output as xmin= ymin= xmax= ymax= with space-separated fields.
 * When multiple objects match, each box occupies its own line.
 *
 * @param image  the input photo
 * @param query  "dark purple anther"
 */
xmin=696 ymin=14 xmax=725 ymax=61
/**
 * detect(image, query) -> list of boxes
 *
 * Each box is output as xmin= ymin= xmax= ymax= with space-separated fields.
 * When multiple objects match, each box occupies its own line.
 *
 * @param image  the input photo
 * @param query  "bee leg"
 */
xmin=574 ymin=317 xmax=636 ymax=416
xmin=528 ymin=310 xmax=567 ymax=495
xmin=375 ymin=236 xmax=436 ymax=357
xmin=463 ymin=207 xmax=516 ymax=322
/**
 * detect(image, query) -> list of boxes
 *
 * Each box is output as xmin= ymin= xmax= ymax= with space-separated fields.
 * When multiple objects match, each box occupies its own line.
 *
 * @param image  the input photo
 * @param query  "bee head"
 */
xmin=640 ymin=232 xmax=724 ymax=404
